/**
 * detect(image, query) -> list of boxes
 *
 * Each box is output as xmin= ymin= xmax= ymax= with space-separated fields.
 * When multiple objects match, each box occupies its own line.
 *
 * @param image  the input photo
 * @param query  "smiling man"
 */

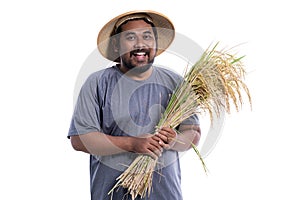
xmin=68 ymin=11 xmax=201 ymax=200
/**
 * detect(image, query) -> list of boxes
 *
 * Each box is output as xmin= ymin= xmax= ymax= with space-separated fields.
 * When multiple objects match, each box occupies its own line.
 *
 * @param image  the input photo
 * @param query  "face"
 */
xmin=116 ymin=20 xmax=157 ymax=73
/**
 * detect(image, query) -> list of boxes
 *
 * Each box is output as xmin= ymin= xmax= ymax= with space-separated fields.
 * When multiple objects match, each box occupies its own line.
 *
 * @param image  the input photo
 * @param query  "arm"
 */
xmin=156 ymin=124 xmax=201 ymax=152
xmin=70 ymin=131 xmax=164 ymax=159
xmin=173 ymin=124 xmax=201 ymax=151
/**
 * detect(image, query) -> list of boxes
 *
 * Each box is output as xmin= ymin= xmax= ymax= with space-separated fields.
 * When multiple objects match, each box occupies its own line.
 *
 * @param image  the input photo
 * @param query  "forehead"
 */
xmin=120 ymin=20 xmax=154 ymax=33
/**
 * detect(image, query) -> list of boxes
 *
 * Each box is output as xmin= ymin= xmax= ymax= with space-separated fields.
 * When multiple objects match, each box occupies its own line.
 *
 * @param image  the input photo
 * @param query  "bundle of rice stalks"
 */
xmin=109 ymin=42 xmax=252 ymax=199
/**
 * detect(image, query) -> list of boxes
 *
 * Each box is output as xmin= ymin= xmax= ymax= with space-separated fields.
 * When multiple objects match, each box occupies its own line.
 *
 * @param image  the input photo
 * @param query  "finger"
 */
xmin=148 ymin=140 xmax=163 ymax=155
xmin=146 ymin=150 xmax=158 ymax=160
xmin=163 ymin=143 xmax=171 ymax=150
xmin=159 ymin=128 xmax=177 ymax=143
xmin=158 ymin=140 xmax=169 ymax=149
xmin=160 ymin=127 xmax=175 ymax=134
xmin=158 ymin=128 xmax=175 ymax=138
xmin=160 ymin=126 xmax=171 ymax=131
xmin=153 ymin=134 xmax=168 ymax=144
xmin=154 ymin=135 xmax=172 ymax=149
xmin=147 ymin=146 xmax=162 ymax=158
xmin=155 ymin=135 xmax=173 ymax=150
xmin=157 ymin=132 xmax=174 ymax=144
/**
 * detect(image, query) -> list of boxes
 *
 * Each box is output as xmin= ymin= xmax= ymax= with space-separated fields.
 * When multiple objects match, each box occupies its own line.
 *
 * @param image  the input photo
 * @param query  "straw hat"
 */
xmin=97 ymin=10 xmax=175 ymax=62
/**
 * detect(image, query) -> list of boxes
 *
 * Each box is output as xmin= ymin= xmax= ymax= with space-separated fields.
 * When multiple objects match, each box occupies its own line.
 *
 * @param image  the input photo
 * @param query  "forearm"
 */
xmin=70 ymin=131 xmax=164 ymax=158
xmin=70 ymin=132 xmax=133 ymax=156
xmin=172 ymin=125 xmax=201 ymax=152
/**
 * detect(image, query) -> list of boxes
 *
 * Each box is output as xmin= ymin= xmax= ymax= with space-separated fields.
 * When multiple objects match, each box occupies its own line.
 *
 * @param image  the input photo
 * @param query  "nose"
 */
xmin=134 ymin=36 xmax=146 ymax=49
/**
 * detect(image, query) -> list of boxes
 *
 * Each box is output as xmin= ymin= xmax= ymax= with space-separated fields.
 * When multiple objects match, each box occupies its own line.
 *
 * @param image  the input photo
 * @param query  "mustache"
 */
xmin=129 ymin=48 xmax=151 ymax=57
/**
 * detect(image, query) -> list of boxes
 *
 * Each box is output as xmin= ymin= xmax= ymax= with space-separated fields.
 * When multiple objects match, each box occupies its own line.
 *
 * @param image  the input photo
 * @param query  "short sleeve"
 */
xmin=180 ymin=114 xmax=200 ymax=125
xmin=68 ymin=73 xmax=103 ymax=138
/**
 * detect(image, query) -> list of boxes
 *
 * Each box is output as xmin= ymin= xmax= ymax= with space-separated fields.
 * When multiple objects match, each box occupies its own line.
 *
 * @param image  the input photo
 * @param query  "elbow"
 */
xmin=192 ymin=128 xmax=201 ymax=146
xmin=70 ymin=136 xmax=87 ymax=152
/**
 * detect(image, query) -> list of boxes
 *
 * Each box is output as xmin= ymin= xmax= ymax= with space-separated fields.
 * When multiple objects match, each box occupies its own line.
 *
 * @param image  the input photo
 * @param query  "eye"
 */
xmin=143 ymin=34 xmax=153 ymax=40
xmin=126 ymin=34 xmax=136 ymax=41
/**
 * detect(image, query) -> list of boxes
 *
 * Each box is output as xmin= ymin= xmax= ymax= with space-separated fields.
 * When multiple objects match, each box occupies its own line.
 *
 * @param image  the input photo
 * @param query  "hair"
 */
xmin=113 ymin=18 xmax=158 ymax=41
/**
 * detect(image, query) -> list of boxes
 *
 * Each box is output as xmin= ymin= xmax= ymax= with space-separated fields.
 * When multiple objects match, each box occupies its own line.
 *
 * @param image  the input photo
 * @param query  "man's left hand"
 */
xmin=156 ymin=127 xmax=177 ymax=150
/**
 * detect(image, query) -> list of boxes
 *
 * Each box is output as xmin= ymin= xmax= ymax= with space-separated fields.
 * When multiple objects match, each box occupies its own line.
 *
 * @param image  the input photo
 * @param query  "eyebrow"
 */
xmin=143 ymin=30 xmax=153 ymax=35
xmin=124 ymin=32 xmax=135 ymax=36
xmin=124 ymin=30 xmax=153 ymax=36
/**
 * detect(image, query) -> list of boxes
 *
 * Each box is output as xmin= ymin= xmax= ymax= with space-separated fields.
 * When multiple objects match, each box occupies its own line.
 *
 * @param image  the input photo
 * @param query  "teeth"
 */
xmin=135 ymin=52 xmax=146 ymax=56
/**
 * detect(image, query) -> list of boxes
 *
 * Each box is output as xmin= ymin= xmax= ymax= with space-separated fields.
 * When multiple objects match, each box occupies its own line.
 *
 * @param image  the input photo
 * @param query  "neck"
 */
xmin=117 ymin=64 xmax=153 ymax=81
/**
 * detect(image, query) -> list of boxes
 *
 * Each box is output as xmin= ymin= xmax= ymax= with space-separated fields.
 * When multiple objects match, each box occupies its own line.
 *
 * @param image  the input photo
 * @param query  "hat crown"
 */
xmin=114 ymin=13 xmax=154 ymax=33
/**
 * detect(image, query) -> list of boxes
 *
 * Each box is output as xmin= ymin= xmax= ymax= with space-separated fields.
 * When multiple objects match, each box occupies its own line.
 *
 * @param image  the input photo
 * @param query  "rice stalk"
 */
xmin=109 ymin=42 xmax=252 ymax=199
xmin=191 ymin=143 xmax=208 ymax=174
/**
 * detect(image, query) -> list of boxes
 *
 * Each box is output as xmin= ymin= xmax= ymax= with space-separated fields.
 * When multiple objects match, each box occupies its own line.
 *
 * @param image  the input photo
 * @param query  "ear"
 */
xmin=111 ymin=37 xmax=119 ymax=53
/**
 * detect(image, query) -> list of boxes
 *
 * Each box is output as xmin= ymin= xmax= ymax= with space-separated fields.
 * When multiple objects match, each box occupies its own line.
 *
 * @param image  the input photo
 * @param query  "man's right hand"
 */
xmin=129 ymin=134 xmax=164 ymax=159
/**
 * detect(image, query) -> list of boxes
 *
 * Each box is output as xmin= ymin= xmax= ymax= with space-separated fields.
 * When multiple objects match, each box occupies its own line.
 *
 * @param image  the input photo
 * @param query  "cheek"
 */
xmin=151 ymin=45 xmax=157 ymax=57
xmin=152 ymin=42 xmax=158 ymax=54
xmin=118 ymin=39 xmax=132 ymax=55
xmin=119 ymin=45 xmax=131 ymax=56
xmin=150 ymin=50 xmax=156 ymax=58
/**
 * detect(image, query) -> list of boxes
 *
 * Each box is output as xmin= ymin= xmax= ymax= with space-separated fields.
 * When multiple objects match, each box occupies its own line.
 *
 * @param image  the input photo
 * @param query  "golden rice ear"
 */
xmin=185 ymin=42 xmax=252 ymax=121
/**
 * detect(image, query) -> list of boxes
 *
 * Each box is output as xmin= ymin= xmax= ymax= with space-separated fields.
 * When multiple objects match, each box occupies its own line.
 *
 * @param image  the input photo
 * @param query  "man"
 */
xmin=68 ymin=10 xmax=201 ymax=200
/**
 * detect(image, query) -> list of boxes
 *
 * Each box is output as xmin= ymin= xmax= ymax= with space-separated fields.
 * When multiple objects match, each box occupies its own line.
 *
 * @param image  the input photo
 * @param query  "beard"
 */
xmin=120 ymin=49 xmax=155 ymax=74
xmin=122 ymin=58 xmax=155 ymax=74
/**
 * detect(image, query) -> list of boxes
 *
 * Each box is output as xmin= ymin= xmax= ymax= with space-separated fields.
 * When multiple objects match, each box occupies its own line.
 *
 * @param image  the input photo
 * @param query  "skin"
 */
xmin=70 ymin=19 xmax=201 ymax=159
xmin=114 ymin=20 xmax=157 ymax=80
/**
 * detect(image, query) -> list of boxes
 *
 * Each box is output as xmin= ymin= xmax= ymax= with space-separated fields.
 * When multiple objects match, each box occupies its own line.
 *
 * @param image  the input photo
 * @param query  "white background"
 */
xmin=1 ymin=0 xmax=299 ymax=199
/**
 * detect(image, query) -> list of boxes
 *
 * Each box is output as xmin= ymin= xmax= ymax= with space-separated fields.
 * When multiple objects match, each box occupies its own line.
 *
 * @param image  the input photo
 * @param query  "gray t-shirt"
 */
xmin=68 ymin=65 xmax=199 ymax=200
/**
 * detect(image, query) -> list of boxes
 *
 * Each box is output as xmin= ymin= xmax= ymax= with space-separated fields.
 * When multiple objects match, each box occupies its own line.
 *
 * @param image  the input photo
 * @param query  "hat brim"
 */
xmin=97 ymin=10 xmax=175 ymax=62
